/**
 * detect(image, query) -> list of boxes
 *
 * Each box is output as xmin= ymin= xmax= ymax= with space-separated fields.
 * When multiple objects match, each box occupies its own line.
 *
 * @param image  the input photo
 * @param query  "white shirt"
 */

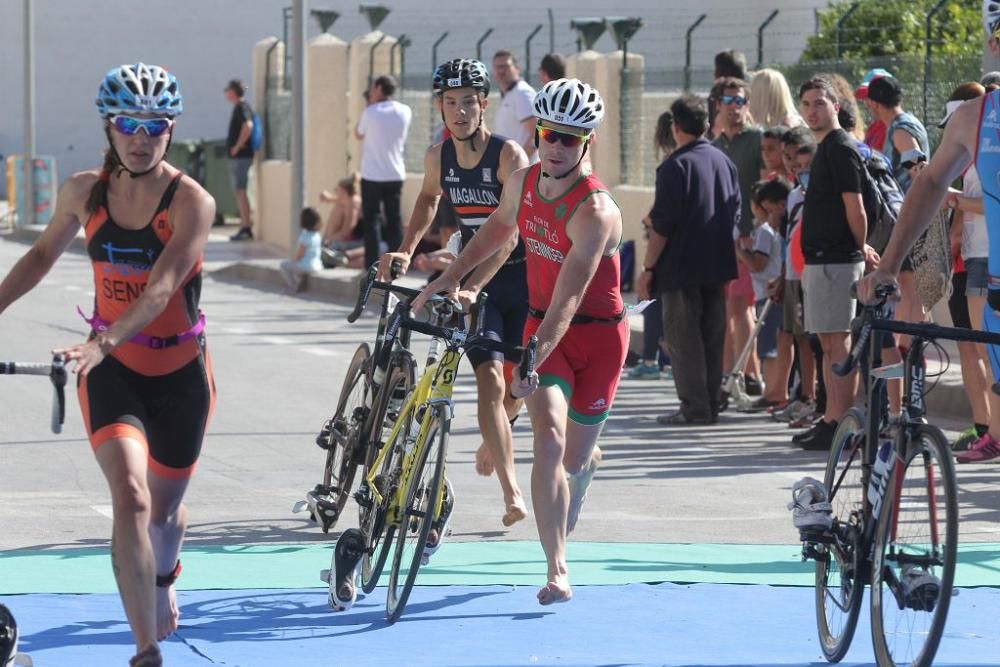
xmin=961 ymin=167 xmax=988 ymax=260
xmin=494 ymin=80 xmax=536 ymax=155
xmin=358 ymin=99 xmax=412 ymax=182
xmin=750 ymin=222 xmax=782 ymax=301
xmin=296 ymin=230 xmax=323 ymax=272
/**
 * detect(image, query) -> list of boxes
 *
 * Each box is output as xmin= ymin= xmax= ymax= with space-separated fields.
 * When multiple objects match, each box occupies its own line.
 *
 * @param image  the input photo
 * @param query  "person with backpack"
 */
xmin=224 ymin=78 xmax=258 ymax=241
xmin=795 ymin=76 xmax=880 ymax=451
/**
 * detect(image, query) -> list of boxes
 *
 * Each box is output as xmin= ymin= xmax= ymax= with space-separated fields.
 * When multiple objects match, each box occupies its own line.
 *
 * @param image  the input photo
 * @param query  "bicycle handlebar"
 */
xmin=347 ymin=263 xmax=464 ymax=323
xmin=0 ymin=356 xmax=67 ymax=433
xmin=400 ymin=316 xmax=538 ymax=370
xmin=834 ymin=282 xmax=1000 ymax=377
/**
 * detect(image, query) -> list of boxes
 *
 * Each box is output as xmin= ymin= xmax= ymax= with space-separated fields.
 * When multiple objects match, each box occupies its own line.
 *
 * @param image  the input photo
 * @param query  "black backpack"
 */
xmin=859 ymin=149 xmax=904 ymax=255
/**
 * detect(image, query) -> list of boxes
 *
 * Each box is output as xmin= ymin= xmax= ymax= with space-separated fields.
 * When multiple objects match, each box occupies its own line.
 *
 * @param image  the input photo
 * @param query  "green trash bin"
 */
xmin=165 ymin=140 xmax=200 ymax=179
xmin=201 ymin=139 xmax=239 ymax=222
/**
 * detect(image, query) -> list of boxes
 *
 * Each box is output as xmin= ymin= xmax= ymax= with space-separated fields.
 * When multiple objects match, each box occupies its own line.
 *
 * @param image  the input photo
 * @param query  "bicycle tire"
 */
xmin=816 ymin=407 xmax=867 ymax=663
xmin=359 ymin=356 xmax=416 ymax=594
xmin=318 ymin=343 xmax=370 ymax=531
xmin=871 ymin=424 xmax=957 ymax=667
xmin=386 ymin=404 xmax=449 ymax=623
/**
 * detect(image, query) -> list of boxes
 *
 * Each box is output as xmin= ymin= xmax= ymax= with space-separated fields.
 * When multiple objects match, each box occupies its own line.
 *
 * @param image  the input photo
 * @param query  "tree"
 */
xmin=802 ymin=0 xmax=982 ymax=61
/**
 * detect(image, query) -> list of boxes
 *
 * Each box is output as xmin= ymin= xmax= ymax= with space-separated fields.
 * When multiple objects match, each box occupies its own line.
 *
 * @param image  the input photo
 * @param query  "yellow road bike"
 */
xmin=349 ymin=275 xmax=536 ymax=622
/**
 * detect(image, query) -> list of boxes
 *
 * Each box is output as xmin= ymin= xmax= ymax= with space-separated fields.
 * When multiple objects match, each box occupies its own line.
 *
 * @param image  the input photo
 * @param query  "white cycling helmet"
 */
xmin=533 ymin=78 xmax=604 ymax=130
xmin=985 ymin=0 xmax=1000 ymax=36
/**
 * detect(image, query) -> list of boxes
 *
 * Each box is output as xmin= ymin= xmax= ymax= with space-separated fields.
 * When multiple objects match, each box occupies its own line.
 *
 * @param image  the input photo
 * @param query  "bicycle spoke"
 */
xmin=872 ymin=426 xmax=957 ymax=667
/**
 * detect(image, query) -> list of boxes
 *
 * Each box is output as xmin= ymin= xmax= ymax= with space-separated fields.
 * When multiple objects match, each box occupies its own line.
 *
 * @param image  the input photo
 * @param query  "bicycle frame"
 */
xmin=365 ymin=344 xmax=460 ymax=527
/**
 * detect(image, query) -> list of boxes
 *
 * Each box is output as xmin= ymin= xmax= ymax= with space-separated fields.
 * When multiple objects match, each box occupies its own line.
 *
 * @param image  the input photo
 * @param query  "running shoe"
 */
xmin=744 ymin=375 xmax=763 ymax=396
xmin=956 ymin=432 xmax=1000 ymax=463
xmin=229 ymin=227 xmax=253 ymax=241
xmin=771 ymin=399 xmax=815 ymax=422
xmin=952 ymin=425 xmax=979 ymax=452
xmin=787 ymin=476 xmax=833 ymax=533
xmin=626 ymin=363 xmax=660 ymax=380
xmin=900 ymin=564 xmax=941 ymax=612
xmin=747 ymin=397 xmax=784 ymax=413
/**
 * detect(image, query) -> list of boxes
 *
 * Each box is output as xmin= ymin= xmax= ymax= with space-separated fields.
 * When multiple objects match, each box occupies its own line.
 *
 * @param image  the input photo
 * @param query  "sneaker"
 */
xmin=789 ymin=399 xmax=818 ymax=422
xmin=660 ymin=365 xmax=673 ymax=380
xmin=744 ymin=375 xmax=763 ymax=396
xmin=952 ymin=426 xmax=979 ymax=452
xmin=787 ymin=476 xmax=833 ymax=533
xmin=956 ymin=432 xmax=1000 ymax=463
xmin=789 ymin=411 xmax=821 ymax=429
xmin=770 ymin=399 xmax=801 ymax=421
xmin=229 ymin=227 xmax=254 ymax=241
xmin=626 ymin=363 xmax=661 ymax=380
xmin=798 ymin=420 xmax=837 ymax=451
xmin=791 ymin=420 xmax=822 ymax=443
xmin=899 ymin=564 xmax=941 ymax=612
xmin=747 ymin=397 xmax=783 ymax=413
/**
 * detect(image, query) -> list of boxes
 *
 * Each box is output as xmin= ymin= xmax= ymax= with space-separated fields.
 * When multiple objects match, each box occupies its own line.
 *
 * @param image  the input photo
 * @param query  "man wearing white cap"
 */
xmin=860 ymin=1 xmax=1000 ymax=464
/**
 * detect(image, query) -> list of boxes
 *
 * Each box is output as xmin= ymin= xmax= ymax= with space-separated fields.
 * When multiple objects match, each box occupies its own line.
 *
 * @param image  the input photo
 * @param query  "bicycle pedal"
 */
xmin=291 ymin=500 xmax=310 ymax=514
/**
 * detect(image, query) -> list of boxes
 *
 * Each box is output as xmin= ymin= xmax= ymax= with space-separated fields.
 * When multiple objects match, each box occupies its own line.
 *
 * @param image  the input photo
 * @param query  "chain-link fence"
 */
xmin=398 ymin=71 xmax=435 ymax=173
xmin=630 ymin=53 xmax=985 ymax=187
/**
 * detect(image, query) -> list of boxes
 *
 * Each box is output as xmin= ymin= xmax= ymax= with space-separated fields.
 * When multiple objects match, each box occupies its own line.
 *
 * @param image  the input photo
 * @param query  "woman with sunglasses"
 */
xmin=0 ymin=62 xmax=215 ymax=666
xmin=416 ymin=78 xmax=626 ymax=606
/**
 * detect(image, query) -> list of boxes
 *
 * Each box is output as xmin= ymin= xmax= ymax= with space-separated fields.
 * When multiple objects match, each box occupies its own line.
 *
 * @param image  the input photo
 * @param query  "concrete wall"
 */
xmin=254 ymin=39 xmax=654 ymax=253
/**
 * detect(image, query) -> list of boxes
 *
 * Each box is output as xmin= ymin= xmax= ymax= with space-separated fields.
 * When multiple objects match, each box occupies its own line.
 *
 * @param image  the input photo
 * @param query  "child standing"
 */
xmin=736 ymin=178 xmax=790 ymax=410
xmin=281 ymin=207 xmax=324 ymax=292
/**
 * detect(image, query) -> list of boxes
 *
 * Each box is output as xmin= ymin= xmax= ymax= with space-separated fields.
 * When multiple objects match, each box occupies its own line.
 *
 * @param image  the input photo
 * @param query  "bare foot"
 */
xmin=536 ymin=578 xmax=573 ymax=606
xmin=474 ymin=441 xmax=495 ymax=477
xmin=155 ymin=585 xmax=179 ymax=641
xmin=130 ymin=644 xmax=162 ymax=667
xmin=502 ymin=499 xmax=528 ymax=527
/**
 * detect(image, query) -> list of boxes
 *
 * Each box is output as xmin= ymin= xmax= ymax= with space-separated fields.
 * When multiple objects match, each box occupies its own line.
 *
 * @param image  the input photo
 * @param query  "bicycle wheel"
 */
xmin=386 ymin=404 xmax=449 ymax=623
xmin=318 ymin=343 xmax=370 ymax=531
xmin=359 ymin=356 xmax=415 ymax=594
xmin=815 ymin=407 xmax=867 ymax=663
xmin=871 ymin=424 xmax=957 ymax=667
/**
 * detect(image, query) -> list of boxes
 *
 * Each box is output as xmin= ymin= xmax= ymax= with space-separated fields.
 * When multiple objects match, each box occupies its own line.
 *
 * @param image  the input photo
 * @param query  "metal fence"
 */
xmin=630 ymin=52 xmax=984 ymax=187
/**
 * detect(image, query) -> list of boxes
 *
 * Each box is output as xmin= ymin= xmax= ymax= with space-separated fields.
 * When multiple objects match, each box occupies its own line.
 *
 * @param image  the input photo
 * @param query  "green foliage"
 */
xmin=802 ymin=0 xmax=982 ymax=61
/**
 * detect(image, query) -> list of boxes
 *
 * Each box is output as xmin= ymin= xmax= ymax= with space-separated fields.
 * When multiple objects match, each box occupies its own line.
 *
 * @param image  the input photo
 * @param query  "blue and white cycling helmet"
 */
xmin=96 ymin=63 xmax=183 ymax=118
xmin=985 ymin=1 xmax=1000 ymax=37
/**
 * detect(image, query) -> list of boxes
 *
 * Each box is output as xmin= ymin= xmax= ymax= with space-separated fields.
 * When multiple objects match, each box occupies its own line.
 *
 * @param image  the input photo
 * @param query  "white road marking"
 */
xmin=91 ymin=505 xmax=114 ymax=520
xmin=303 ymin=346 xmax=338 ymax=357
xmin=260 ymin=335 xmax=294 ymax=345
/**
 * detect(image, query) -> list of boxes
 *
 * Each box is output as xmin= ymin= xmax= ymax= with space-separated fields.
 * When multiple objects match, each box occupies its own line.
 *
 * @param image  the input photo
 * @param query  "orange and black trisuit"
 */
xmin=78 ymin=172 xmax=215 ymax=480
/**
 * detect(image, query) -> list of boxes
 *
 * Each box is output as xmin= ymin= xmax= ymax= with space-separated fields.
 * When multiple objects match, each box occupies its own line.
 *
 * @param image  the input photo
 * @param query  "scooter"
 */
xmin=721 ymin=300 xmax=772 ymax=413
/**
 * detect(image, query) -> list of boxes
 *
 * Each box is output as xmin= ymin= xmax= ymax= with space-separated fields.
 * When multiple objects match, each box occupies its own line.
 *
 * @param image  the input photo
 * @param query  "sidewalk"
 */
xmin=3 ymin=224 xmax=975 ymax=424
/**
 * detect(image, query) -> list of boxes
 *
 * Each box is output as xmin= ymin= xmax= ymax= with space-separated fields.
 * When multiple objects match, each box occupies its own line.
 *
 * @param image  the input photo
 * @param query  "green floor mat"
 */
xmin=2 ymin=541 xmax=998 ymax=594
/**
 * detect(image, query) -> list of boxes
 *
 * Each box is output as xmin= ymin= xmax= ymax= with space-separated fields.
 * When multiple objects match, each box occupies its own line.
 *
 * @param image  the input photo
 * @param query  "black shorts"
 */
xmin=949 ymin=271 xmax=971 ymax=330
xmin=78 ymin=351 xmax=215 ymax=479
xmin=466 ymin=263 xmax=529 ymax=370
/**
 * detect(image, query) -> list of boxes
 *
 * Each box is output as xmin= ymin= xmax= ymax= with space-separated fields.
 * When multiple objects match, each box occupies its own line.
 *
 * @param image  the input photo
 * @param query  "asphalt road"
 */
xmin=2 ymin=236 xmax=998 ymax=554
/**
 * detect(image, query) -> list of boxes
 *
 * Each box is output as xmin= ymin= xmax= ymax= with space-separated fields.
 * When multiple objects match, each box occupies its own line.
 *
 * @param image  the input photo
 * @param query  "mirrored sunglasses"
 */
xmin=535 ymin=124 xmax=590 ymax=147
xmin=719 ymin=95 xmax=747 ymax=107
xmin=110 ymin=115 xmax=174 ymax=137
